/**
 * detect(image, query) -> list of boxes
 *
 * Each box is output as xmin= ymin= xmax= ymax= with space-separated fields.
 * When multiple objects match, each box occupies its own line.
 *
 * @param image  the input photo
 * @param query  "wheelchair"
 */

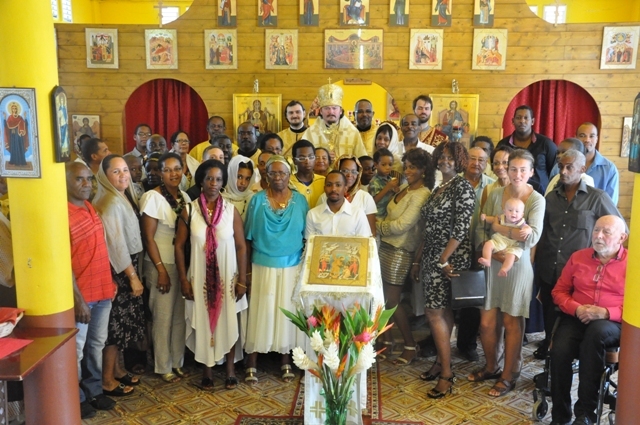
xmin=531 ymin=318 xmax=618 ymax=425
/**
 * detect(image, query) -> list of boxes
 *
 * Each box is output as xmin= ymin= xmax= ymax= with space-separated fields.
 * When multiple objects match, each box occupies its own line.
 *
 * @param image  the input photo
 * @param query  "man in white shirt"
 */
xmin=305 ymin=171 xmax=371 ymax=238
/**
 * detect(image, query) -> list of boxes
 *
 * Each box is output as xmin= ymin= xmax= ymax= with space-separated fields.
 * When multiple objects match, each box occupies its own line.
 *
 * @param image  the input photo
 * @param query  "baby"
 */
xmin=478 ymin=197 xmax=532 ymax=277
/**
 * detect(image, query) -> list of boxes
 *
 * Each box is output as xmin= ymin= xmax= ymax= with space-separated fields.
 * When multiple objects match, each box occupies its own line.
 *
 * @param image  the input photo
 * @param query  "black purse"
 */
xmin=447 ymin=187 xmax=486 ymax=310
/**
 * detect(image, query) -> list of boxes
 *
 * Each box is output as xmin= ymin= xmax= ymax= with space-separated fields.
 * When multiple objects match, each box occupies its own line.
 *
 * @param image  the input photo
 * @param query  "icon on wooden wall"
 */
xmin=85 ymin=28 xmax=118 ymax=69
xmin=72 ymin=114 xmax=100 ymax=141
xmin=629 ymin=93 xmax=640 ymax=172
xmin=0 ymin=88 xmax=41 ymax=178
xmin=600 ymin=26 xmax=640 ymax=70
xmin=324 ymin=29 xmax=383 ymax=69
xmin=52 ymin=86 xmax=71 ymax=163
xmin=428 ymin=94 xmax=479 ymax=148
xmin=340 ymin=0 xmax=370 ymax=26
xmin=233 ymin=94 xmax=282 ymax=136
xmin=389 ymin=0 xmax=408 ymax=27
xmin=621 ymin=117 xmax=632 ymax=158
xmin=472 ymin=28 xmax=507 ymax=71
xmin=218 ymin=0 xmax=236 ymax=27
xmin=299 ymin=0 xmax=319 ymax=26
xmin=409 ymin=29 xmax=443 ymax=70
xmin=145 ymin=29 xmax=178 ymax=70
xmin=431 ymin=0 xmax=451 ymax=27
xmin=473 ymin=0 xmax=493 ymax=27
xmin=258 ymin=0 xmax=278 ymax=27
xmin=205 ymin=30 xmax=237 ymax=69
xmin=265 ymin=29 xmax=298 ymax=70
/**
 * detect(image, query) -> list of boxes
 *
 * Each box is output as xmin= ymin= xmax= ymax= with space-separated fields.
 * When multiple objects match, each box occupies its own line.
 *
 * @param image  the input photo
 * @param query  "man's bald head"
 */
xmin=66 ymin=161 xmax=90 ymax=179
xmin=592 ymin=215 xmax=628 ymax=258
xmin=66 ymin=162 xmax=94 ymax=204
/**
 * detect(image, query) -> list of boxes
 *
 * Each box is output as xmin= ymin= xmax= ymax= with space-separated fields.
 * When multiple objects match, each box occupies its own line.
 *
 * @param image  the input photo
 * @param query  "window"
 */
xmin=161 ymin=6 xmax=180 ymax=25
xmin=51 ymin=0 xmax=59 ymax=19
xmin=543 ymin=4 xmax=567 ymax=24
xmin=529 ymin=5 xmax=538 ymax=16
xmin=61 ymin=0 xmax=72 ymax=22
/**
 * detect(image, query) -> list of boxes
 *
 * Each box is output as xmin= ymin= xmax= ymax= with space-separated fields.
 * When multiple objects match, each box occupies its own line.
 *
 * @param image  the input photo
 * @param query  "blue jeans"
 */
xmin=76 ymin=299 xmax=111 ymax=402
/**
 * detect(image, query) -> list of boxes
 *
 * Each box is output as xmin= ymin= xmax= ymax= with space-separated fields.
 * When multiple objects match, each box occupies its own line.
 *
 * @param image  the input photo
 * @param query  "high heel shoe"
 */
xmin=419 ymin=362 xmax=452 ymax=381
xmin=377 ymin=341 xmax=394 ymax=360
xmin=392 ymin=345 xmax=419 ymax=366
xmin=427 ymin=375 xmax=456 ymax=399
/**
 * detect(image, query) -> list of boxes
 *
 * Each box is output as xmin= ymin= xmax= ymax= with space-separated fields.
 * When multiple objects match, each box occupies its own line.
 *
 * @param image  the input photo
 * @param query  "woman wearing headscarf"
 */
xmin=244 ymin=155 xmax=309 ymax=384
xmin=223 ymin=155 xmax=259 ymax=221
xmin=93 ymin=154 xmax=145 ymax=396
xmin=315 ymin=155 xmax=377 ymax=236
xmin=140 ymin=152 xmax=190 ymax=383
xmin=175 ymin=159 xmax=248 ymax=390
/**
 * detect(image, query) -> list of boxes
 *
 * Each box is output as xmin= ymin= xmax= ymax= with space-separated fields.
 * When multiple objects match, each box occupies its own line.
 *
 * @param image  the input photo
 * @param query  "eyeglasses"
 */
xmin=340 ymin=169 xmax=359 ymax=176
xmin=137 ymin=132 xmax=151 ymax=137
xmin=294 ymin=155 xmax=315 ymax=162
xmin=267 ymin=171 xmax=290 ymax=179
xmin=469 ymin=156 xmax=487 ymax=163
xmin=492 ymin=160 xmax=509 ymax=167
xmin=176 ymin=139 xmax=190 ymax=144
xmin=162 ymin=166 xmax=183 ymax=173
xmin=593 ymin=264 xmax=604 ymax=282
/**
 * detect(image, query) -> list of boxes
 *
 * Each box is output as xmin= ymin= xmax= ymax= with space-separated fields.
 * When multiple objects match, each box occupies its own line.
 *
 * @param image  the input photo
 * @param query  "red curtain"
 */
xmin=123 ymin=79 xmax=209 ymax=152
xmin=502 ymin=80 xmax=601 ymax=146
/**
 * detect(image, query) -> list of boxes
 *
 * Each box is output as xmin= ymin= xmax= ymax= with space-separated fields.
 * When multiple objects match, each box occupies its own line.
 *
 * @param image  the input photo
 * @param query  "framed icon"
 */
xmin=145 ymin=29 xmax=178 ymax=70
xmin=52 ymin=86 xmax=71 ymax=163
xmin=85 ymin=28 xmax=118 ymax=69
xmin=265 ymin=29 xmax=298 ymax=70
xmin=0 ymin=88 xmax=41 ymax=178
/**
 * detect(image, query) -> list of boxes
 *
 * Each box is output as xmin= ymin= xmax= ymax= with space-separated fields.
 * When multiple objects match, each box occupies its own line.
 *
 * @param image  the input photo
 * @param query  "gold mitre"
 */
xmin=317 ymin=81 xmax=343 ymax=108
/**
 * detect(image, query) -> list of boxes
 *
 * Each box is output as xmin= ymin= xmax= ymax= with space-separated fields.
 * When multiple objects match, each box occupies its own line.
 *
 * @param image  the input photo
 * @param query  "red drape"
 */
xmin=123 ymin=79 xmax=209 ymax=152
xmin=502 ymin=80 xmax=601 ymax=146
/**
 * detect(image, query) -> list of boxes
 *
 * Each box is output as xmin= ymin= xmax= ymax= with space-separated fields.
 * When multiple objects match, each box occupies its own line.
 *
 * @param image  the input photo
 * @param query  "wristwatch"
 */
xmin=437 ymin=261 xmax=449 ymax=269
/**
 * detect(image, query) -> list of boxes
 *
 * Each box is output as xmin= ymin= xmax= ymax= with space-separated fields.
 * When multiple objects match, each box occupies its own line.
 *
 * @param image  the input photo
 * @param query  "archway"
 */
xmin=502 ymin=80 xmax=601 ymax=145
xmin=123 ymin=79 xmax=209 ymax=152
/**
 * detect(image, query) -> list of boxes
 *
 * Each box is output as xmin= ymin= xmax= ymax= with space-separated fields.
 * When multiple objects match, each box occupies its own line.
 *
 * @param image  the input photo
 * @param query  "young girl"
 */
xmin=479 ymin=197 xmax=532 ymax=277
xmin=368 ymin=148 xmax=401 ymax=220
xmin=223 ymin=155 xmax=259 ymax=221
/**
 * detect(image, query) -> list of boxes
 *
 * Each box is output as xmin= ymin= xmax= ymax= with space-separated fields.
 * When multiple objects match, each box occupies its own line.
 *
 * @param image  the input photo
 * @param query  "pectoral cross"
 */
xmin=154 ymin=0 xmax=164 ymax=27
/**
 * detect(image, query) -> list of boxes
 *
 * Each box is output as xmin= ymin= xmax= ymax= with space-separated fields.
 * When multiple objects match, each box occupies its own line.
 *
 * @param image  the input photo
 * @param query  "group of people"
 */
xmin=65 ymin=83 xmax=625 ymax=425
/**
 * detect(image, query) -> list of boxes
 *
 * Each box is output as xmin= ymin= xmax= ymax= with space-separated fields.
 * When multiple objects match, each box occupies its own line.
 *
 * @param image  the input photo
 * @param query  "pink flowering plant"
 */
xmin=281 ymin=303 xmax=395 ymax=424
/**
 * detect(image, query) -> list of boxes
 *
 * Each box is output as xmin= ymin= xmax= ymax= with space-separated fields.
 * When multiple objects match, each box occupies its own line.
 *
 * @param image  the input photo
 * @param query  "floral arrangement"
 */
xmin=281 ymin=303 xmax=395 ymax=424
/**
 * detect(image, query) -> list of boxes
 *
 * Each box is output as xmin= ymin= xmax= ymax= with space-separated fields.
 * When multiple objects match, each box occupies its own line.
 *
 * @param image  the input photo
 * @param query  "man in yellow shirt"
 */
xmin=189 ymin=116 xmax=236 ymax=161
xmin=290 ymin=139 xmax=325 ymax=207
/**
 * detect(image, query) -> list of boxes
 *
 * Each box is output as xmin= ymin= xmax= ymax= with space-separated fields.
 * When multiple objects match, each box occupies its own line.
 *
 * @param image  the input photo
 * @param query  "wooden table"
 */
xmin=0 ymin=327 xmax=77 ymax=425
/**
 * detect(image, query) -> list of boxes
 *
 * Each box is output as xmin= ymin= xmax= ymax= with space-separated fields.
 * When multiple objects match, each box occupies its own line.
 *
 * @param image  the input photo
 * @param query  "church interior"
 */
xmin=2 ymin=0 xmax=640 ymax=424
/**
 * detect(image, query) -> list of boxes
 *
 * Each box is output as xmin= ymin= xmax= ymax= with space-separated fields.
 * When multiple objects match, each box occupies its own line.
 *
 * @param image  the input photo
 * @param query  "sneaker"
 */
xmin=89 ymin=394 xmax=116 ymax=411
xmin=80 ymin=401 xmax=97 ymax=419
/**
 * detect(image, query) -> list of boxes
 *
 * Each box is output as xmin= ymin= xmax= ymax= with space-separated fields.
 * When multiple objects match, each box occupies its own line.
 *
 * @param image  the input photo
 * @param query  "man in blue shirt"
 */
xmin=575 ymin=122 xmax=619 ymax=205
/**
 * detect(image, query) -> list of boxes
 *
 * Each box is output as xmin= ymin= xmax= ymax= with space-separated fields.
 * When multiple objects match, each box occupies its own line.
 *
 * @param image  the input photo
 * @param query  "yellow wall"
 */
xmin=527 ymin=0 xmax=640 ymax=23
xmin=64 ymin=0 xmax=193 ymax=24
xmin=73 ymin=0 xmax=96 ymax=23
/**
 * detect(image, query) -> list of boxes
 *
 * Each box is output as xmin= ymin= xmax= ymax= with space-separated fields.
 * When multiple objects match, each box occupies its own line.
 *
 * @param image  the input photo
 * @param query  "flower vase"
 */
xmin=322 ymin=390 xmax=351 ymax=425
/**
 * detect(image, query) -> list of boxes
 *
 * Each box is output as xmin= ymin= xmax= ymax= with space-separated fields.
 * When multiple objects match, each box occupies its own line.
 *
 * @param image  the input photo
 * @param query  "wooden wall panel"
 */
xmin=56 ymin=0 xmax=640 ymax=220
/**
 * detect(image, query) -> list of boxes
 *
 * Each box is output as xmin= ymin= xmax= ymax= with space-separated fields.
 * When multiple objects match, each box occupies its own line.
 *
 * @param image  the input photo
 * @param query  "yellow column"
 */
xmin=0 ymin=0 xmax=80 ymax=423
xmin=618 ymin=173 xmax=640 ymax=423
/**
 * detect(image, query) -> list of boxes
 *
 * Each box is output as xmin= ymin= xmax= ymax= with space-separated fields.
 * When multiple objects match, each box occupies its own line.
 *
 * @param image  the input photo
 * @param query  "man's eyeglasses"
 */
xmin=137 ymin=132 xmax=151 ymax=137
xmin=294 ymin=155 xmax=315 ymax=162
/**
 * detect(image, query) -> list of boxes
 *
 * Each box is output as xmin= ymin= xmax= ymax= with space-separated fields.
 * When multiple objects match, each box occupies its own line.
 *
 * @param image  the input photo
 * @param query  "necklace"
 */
xmin=268 ymin=189 xmax=290 ymax=209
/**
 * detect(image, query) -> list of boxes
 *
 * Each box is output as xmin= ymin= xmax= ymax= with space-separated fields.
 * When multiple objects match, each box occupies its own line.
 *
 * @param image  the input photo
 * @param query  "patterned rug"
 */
xmin=235 ymin=416 xmax=422 ymax=425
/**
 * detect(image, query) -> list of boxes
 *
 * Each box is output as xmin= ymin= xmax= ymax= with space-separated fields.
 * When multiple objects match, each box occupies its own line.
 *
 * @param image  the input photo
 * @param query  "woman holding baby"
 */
xmin=468 ymin=149 xmax=545 ymax=397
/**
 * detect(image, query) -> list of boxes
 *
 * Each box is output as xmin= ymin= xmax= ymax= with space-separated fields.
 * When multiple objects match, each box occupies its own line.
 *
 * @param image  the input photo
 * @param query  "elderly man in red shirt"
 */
xmin=66 ymin=162 xmax=118 ymax=418
xmin=549 ymin=215 xmax=628 ymax=425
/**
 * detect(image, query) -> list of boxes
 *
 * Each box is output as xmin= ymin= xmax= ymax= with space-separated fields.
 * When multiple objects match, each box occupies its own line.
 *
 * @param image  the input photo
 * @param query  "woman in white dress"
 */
xmin=315 ymin=155 xmax=377 ymax=235
xmin=140 ymin=152 xmax=190 ymax=383
xmin=175 ymin=159 xmax=248 ymax=391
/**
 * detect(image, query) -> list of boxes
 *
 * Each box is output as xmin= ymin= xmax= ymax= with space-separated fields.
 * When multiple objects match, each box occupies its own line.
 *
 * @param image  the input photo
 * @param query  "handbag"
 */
xmin=447 ymin=183 xmax=486 ymax=309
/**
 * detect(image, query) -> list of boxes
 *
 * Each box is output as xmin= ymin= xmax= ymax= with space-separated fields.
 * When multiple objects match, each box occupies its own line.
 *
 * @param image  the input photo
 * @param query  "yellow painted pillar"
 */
xmin=618 ymin=172 xmax=640 ymax=423
xmin=0 ymin=0 xmax=80 ymax=423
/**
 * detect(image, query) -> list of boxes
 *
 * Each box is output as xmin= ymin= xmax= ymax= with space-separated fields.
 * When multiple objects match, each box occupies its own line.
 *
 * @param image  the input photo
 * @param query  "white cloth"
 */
xmin=305 ymin=200 xmax=372 ymax=239
xmin=295 ymin=236 xmax=384 ymax=425
xmin=223 ymin=155 xmax=259 ymax=221
xmin=139 ymin=189 xmax=190 ymax=264
xmin=302 ymin=116 xmax=367 ymax=159
xmin=184 ymin=199 xmax=247 ymax=365
xmin=544 ymin=173 xmax=595 ymax=196
xmin=315 ymin=189 xmax=377 ymax=216
xmin=179 ymin=154 xmax=201 ymax=191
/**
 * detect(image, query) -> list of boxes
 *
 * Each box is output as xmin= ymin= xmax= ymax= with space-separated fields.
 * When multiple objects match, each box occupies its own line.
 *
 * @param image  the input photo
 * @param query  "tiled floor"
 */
xmin=80 ymin=331 xmax=599 ymax=425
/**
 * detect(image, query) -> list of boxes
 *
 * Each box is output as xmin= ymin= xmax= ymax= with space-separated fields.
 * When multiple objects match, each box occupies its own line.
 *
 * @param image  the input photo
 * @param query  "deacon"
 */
xmin=354 ymin=99 xmax=378 ymax=155
xmin=278 ymin=100 xmax=308 ymax=157
xmin=413 ymin=95 xmax=448 ymax=147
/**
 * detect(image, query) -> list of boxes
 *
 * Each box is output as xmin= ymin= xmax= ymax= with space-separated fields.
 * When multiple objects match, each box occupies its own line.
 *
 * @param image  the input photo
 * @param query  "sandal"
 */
xmin=420 ymin=362 xmax=442 ymax=381
xmin=225 ymin=376 xmax=239 ymax=390
xmin=172 ymin=367 xmax=187 ymax=378
xmin=199 ymin=377 xmax=214 ymax=391
xmin=103 ymin=383 xmax=134 ymax=397
xmin=427 ymin=375 xmax=456 ymax=399
xmin=115 ymin=372 xmax=140 ymax=386
xmin=488 ymin=379 xmax=516 ymax=397
xmin=393 ymin=345 xmax=420 ymax=366
xmin=281 ymin=364 xmax=295 ymax=382
xmin=245 ymin=367 xmax=258 ymax=385
xmin=376 ymin=341 xmax=394 ymax=360
xmin=467 ymin=367 xmax=502 ymax=382
xmin=160 ymin=372 xmax=181 ymax=383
